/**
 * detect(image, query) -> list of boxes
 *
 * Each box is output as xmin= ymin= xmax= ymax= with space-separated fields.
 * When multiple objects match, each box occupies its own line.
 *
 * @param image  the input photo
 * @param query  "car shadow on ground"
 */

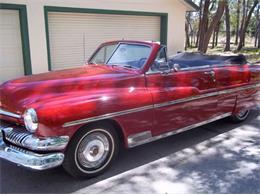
xmin=0 ymin=109 xmax=259 ymax=193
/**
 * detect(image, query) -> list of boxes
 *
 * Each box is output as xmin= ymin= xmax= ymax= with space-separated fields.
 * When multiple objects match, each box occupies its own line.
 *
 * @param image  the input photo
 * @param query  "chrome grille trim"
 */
xmin=1 ymin=123 xmax=69 ymax=151
xmin=0 ymin=109 xmax=21 ymax=119
xmin=4 ymin=129 xmax=31 ymax=146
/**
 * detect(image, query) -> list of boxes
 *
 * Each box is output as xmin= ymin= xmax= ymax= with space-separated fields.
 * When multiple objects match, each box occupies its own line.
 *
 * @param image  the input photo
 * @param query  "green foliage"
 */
xmin=186 ymin=0 xmax=260 ymax=50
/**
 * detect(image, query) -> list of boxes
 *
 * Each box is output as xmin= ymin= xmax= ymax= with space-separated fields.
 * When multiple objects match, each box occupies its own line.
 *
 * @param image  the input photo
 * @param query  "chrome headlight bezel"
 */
xmin=23 ymin=108 xmax=38 ymax=133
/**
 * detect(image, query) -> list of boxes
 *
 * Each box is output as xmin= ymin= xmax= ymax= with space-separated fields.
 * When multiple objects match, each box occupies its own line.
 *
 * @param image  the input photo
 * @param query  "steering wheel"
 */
xmin=137 ymin=58 xmax=148 ymax=68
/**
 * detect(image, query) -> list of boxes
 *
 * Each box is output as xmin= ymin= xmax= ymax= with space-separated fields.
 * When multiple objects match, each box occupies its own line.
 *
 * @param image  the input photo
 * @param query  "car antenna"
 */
xmin=83 ymin=33 xmax=87 ymax=64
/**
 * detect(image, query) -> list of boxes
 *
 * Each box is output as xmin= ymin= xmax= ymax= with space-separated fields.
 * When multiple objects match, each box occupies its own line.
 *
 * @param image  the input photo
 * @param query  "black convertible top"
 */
xmin=168 ymin=53 xmax=247 ymax=68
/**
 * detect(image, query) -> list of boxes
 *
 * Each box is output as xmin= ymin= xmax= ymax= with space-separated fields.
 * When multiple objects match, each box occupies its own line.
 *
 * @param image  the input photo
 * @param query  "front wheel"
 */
xmin=63 ymin=123 xmax=119 ymax=178
xmin=230 ymin=109 xmax=250 ymax=123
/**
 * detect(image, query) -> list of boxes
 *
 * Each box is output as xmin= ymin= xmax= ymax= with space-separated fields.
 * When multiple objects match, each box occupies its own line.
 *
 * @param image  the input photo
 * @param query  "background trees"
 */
xmin=186 ymin=0 xmax=260 ymax=53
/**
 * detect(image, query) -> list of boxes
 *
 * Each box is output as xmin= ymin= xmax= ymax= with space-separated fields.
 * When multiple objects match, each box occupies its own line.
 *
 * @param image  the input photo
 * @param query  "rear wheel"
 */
xmin=230 ymin=109 xmax=250 ymax=123
xmin=63 ymin=123 xmax=119 ymax=178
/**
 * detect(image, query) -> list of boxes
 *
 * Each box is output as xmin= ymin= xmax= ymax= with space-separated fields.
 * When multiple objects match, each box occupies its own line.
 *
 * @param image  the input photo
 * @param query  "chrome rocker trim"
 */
xmin=127 ymin=113 xmax=232 ymax=148
xmin=0 ymin=108 xmax=21 ymax=119
xmin=0 ymin=131 xmax=64 ymax=170
xmin=63 ymin=83 xmax=260 ymax=127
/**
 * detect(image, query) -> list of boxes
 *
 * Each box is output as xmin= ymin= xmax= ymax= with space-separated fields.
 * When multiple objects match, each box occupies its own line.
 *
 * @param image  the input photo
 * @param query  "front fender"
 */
xmin=33 ymin=87 xmax=153 ymax=138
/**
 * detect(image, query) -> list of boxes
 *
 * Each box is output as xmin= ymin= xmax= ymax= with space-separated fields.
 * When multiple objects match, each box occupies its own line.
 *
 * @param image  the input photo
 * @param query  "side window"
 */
xmin=156 ymin=47 xmax=167 ymax=62
xmin=150 ymin=47 xmax=168 ymax=72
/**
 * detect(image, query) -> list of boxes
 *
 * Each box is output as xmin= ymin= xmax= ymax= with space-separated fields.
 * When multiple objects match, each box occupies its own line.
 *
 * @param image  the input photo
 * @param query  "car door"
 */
xmin=212 ymin=62 xmax=251 ymax=115
xmin=145 ymin=47 xmax=218 ymax=136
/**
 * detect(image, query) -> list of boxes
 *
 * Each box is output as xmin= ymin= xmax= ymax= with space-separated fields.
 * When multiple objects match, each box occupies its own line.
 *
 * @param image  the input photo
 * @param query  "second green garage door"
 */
xmin=0 ymin=9 xmax=25 ymax=83
xmin=47 ymin=11 xmax=161 ymax=71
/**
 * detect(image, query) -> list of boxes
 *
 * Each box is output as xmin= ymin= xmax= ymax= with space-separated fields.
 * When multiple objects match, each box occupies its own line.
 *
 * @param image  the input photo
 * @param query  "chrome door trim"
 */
xmin=154 ymin=91 xmax=219 ymax=109
xmin=127 ymin=112 xmax=232 ymax=148
xmin=63 ymin=83 xmax=260 ymax=127
xmin=63 ymin=105 xmax=154 ymax=127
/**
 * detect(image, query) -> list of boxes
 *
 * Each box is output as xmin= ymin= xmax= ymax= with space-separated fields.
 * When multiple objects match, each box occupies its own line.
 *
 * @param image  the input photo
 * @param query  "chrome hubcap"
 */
xmin=77 ymin=132 xmax=110 ymax=169
xmin=237 ymin=110 xmax=249 ymax=119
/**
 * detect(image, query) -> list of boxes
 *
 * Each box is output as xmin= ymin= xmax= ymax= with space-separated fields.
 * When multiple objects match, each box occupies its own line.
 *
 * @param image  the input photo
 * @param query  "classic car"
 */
xmin=0 ymin=40 xmax=259 ymax=178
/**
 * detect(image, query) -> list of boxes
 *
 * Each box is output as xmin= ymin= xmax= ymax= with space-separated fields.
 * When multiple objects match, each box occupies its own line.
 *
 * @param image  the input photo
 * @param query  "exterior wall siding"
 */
xmin=0 ymin=0 xmax=189 ymax=74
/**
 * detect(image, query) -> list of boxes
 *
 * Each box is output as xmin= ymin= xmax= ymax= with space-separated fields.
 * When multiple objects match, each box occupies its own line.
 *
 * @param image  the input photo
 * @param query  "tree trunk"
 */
xmin=196 ymin=0 xmax=203 ymax=47
xmin=255 ymin=5 xmax=259 ymax=47
xmin=257 ymin=21 xmax=260 ymax=48
xmin=212 ymin=30 xmax=216 ymax=49
xmin=199 ymin=0 xmax=227 ymax=53
xmin=258 ymin=25 xmax=260 ymax=48
xmin=185 ymin=21 xmax=190 ymax=49
xmin=238 ymin=0 xmax=246 ymax=47
xmin=215 ymin=21 xmax=221 ymax=46
xmin=198 ymin=0 xmax=210 ymax=52
xmin=187 ymin=12 xmax=194 ymax=47
xmin=237 ymin=0 xmax=259 ymax=51
xmin=235 ymin=0 xmax=241 ymax=45
xmin=224 ymin=4 xmax=231 ymax=51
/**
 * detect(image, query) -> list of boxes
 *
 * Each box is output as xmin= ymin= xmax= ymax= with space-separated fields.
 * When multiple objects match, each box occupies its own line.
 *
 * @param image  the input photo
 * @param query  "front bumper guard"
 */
xmin=0 ymin=123 xmax=68 ymax=170
xmin=0 ymin=132 xmax=65 ymax=170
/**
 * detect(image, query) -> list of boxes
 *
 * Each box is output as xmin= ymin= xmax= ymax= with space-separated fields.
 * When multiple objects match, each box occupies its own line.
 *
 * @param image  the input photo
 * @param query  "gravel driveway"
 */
xmin=0 ymin=108 xmax=259 ymax=193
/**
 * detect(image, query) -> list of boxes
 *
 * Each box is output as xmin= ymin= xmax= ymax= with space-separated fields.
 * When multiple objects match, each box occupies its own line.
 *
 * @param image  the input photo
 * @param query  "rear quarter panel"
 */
xmin=234 ymin=64 xmax=260 ymax=114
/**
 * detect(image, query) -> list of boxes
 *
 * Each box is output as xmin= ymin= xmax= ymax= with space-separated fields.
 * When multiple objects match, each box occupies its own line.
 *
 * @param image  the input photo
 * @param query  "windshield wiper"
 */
xmin=110 ymin=64 xmax=138 ymax=70
xmin=122 ymin=65 xmax=138 ymax=69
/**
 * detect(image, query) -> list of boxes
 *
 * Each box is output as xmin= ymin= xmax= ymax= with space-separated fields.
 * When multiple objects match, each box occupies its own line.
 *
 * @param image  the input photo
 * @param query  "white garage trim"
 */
xmin=0 ymin=4 xmax=32 ymax=79
xmin=44 ymin=6 xmax=168 ymax=71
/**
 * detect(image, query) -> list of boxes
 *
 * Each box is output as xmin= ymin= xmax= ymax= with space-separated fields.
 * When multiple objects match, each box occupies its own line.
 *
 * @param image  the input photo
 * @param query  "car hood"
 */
xmin=0 ymin=65 xmax=138 ymax=114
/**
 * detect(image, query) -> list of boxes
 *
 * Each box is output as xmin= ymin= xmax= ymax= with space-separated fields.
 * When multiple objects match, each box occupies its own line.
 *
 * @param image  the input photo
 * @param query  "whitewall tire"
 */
xmin=63 ymin=123 xmax=119 ymax=178
xmin=231 ymin=109 xmax=250 ymax=123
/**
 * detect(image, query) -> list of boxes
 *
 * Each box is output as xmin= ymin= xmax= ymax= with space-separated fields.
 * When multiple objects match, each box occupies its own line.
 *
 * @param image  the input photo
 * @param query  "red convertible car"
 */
xmin=0 ymin=40 xmax=259 ymax=178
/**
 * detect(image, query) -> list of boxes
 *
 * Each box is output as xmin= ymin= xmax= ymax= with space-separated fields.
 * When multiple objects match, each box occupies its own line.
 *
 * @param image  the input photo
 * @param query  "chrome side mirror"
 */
xmin=173 ymin=64 xmax=181 ymax=72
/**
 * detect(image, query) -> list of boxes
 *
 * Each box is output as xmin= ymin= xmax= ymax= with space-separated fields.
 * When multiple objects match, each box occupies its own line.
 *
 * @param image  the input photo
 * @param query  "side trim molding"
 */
xmin=63 ymin=105 xmax=154 ymax=127
xmin=127 ymin=112 xmax=232 ymax=148
xmin=63 ymin=83 xmax=259 ymax=127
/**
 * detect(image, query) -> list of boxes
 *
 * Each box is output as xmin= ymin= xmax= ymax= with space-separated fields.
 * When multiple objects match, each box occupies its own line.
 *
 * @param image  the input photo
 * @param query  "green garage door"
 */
xmin=0 ymin=9 xmax=25 ymax=83
xmin=47 ymin=12 xmax=161 ymax=70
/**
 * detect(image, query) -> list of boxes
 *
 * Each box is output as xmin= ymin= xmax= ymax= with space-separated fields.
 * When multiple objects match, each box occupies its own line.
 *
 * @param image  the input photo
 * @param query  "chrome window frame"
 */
xmin=89 ymin=42 xmax=153 ymax=70
xmin=145 ymin=45 xmax=171 ymax=75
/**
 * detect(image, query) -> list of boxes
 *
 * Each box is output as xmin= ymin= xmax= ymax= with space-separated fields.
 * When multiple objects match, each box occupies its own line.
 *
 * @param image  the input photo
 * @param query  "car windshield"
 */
xmin=89 ymin=43 xmax=151 ymax=69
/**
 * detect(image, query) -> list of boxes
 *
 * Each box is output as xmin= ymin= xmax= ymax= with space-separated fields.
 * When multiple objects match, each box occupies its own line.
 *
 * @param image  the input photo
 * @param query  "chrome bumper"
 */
xmin=0 ymin=122 xmax=68 ymax=170
xmin=0 ymin=132 xmax=64 ymax=170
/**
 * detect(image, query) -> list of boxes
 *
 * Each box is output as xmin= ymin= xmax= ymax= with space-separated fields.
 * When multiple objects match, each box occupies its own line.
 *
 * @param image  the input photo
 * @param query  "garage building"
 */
xmin=0 ymin=0 xmax=197 ymax=83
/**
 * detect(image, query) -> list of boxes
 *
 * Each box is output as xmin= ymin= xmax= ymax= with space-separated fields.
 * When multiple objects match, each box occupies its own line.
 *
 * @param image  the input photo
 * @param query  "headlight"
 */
xmin=23 ymin=108 xmax=38 ymax=133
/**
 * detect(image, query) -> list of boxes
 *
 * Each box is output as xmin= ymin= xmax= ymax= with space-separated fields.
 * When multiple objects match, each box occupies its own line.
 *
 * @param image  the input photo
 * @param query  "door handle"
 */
xmin=160 ymin=69 xmax=172 ymax=76
xmin=204 ymin=71 xmax=215 ymax=77
xmin=204 ymin=71 xmax=216 ymax=82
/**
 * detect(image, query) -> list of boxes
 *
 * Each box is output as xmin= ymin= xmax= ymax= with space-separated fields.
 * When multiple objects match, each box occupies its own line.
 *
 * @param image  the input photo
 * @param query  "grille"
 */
xmin=5 ymin=130 xmax=30 ymax=146
xmin=1 ymin=120 xmax=30 ymax=147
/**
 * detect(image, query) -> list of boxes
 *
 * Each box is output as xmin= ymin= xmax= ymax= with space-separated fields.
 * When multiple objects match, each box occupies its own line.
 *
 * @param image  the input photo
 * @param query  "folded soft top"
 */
xmin=169 ymin=53 xmax=247 ymax=68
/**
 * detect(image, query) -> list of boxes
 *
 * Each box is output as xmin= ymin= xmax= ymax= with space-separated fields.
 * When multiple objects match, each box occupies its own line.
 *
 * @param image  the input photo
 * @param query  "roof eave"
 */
xmin=183 ymin=0 xmax=199 ymax=11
